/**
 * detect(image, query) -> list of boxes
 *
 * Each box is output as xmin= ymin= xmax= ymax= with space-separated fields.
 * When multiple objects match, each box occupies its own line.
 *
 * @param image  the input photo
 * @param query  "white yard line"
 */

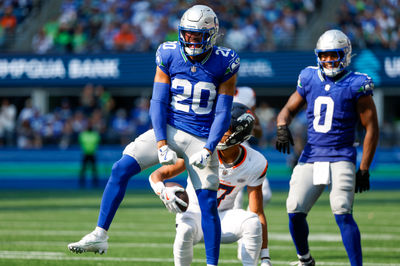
xmin=0 ymin=251 xmax=398 ymax=266
xmin=0 ymin=230 xmax=398 ymax=241
xmin=1 ymin=241 xmax=399 ymax=253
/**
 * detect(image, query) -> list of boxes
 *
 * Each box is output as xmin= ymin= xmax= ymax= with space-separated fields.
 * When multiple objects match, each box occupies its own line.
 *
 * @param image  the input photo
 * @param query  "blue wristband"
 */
xmin=149 ymin=82 xmax=170 ymax=142
xmin=205 ymin=94 xmax=233 ymax=152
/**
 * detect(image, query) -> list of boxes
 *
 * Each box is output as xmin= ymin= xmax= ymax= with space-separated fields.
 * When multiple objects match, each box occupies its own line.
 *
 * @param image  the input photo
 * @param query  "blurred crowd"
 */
xmin=1 ymin=1 xmax=400 ymax=53
xmin=0 ymin=85 xmax=152 ymax=149
xmin=29 ymin=0 xmax=320 ymax=54
xmin=335 ymin=0 xmax=400 ymax=51
xmin=0 ymin=0 xmax=36 ymax=47
xmin=1 ymin=87 xmax=399 ymax=150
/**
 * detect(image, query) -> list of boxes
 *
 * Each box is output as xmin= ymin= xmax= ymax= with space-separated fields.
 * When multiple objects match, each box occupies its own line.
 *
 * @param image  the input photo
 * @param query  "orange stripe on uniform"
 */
xmin=258 ymin=161 xmax=268 ymax=179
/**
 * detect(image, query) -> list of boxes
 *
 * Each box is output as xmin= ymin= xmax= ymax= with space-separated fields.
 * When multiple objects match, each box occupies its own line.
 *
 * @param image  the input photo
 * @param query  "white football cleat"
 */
xmin=290 ymin=256 xmax=315 ymax=266
xmin=68 ymin=227 xmax=109 ymax=254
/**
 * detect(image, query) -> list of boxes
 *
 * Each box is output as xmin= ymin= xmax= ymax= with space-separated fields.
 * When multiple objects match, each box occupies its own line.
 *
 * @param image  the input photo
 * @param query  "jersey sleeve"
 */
xmin=247 ymin=152 xmax=268 ymax=187
xmin=296 ymin=68 xmax=309 ymax=98
xmin=352 ymin=74 xmax=374 ymax=101
xmin=155 ymin=42 xmax=171 ymax=76
xmin=221 ymin=49 xmax=240 ymax=83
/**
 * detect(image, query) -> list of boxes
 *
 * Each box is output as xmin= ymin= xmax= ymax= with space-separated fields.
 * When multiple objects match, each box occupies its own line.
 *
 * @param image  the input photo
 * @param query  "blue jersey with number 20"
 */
xmin=155 ymin=41 xmax=240 ymax=138
xmin=296 ymin=67 xmax=374 ymax=164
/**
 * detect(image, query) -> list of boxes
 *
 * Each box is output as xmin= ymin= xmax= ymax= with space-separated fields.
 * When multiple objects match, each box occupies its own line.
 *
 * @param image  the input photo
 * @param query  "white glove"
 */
xmin=189 ymin=148 xmax=211 ymax=169
xmin=261 ymin=258 xmax=272 ymax=266
xmin=158 ymin=145 xmax=177 ymax=165
xmin=160 ymin=185 xmax=187 ymax=213
xmin=149 ymin=177 xmax=187 ymax=214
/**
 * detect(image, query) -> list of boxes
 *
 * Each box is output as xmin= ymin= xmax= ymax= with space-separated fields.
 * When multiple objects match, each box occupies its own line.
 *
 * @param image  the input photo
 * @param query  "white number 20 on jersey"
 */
xmin=313 ymin=96 xmax=334 ymax=133
xmin=171 ymin=78 xmax=216 ymax=115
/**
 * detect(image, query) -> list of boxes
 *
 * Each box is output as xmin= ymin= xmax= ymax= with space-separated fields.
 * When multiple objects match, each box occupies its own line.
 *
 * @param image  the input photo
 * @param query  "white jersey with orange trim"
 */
xmin=184 ymin=144 xmax=268 ymax=213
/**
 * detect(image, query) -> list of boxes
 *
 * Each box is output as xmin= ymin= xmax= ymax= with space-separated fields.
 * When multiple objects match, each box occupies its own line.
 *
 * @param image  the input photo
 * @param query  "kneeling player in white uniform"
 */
xmin=233 ymin=86 xmax=272 ymax=209
xmin=150 ymin=103 xmax=272 ymax=266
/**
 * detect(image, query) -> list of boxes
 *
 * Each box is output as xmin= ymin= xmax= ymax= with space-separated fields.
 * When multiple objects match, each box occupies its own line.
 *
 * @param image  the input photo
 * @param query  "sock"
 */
xmin=97 ymin=155 xmax=141 ymax=230
xmin=335 ymin=214 xmax=362 ymax=266
xmin=196 ymin=189 xmax=221 ymax=266
xmin=288 ymin=213 xmax=309 ymax=256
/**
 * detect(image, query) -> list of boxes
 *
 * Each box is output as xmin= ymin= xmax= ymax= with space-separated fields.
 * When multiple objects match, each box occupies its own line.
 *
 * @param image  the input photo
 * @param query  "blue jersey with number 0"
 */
xmin=155 ymin=41 xmax=240 ymax=138
xmin=296 ymin=67 xmax=374 ymax=164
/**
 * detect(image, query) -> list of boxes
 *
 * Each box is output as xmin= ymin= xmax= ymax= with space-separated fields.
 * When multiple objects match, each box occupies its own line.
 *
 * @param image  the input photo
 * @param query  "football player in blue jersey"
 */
xmin=275 ymin=29 xmax=379 ymax=266
xmin=68 ymin=5 xmax=239 ymax=266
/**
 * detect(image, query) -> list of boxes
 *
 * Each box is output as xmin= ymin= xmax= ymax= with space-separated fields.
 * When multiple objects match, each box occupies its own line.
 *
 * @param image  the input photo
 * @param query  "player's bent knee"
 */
xmin=242 ymin=214 xmax=261 ymax=237
xmin=287 ymin=196 xmax=305 ymax=213
xmin=331 ymin=195 xmax=352 ymax=214
xmin=176 ymin=222 xmax=196 ymax=241
xmin=110 ymin=156 xmax=139 ymax=184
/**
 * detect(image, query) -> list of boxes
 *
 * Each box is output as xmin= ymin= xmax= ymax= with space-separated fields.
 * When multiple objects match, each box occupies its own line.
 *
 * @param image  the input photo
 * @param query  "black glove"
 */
xmin=355 ymin=169 xmax=370 ymax=193
xmin=276 ymin=125 xmax=294 ymax=154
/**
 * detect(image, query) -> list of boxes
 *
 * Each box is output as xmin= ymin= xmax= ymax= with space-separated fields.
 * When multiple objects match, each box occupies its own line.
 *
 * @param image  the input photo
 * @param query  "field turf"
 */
xmin=0 ymin=189 xmax=399 ymax=266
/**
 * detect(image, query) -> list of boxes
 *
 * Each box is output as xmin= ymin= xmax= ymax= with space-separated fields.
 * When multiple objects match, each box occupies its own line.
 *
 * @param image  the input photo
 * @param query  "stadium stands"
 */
xmin=0 ymin=0 xmax=399 ymax=149
xmin=2 ymin=0 xmax=321 ymax=53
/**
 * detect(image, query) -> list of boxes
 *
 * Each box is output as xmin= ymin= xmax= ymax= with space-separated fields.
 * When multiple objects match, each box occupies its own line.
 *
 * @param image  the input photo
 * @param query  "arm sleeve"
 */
xmin=204 ymin=94 xmax=233 ymax=152
xmin=149 ymin=82 xmax=170 ymax=142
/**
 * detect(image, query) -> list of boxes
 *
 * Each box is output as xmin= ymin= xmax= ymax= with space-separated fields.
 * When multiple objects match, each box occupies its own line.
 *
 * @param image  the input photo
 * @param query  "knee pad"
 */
xmin=174 ymin=222 xmax=196 ymax=266
xmin=242 ymin=215 xmax=262 ymax=238
xmin=331 ymin=195 xmax=352 ymax=214
xmin=176 ymin=222 xmax=196 ymax=241
xmin=287 ymin=195 xmax=301 ymax=213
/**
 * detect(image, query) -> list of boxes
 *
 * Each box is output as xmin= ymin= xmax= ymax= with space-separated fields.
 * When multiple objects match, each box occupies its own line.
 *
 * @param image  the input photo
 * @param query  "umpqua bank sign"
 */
xmin=0 ymin=54 xmax=156 ymax=87
xmin=0 ymin=57 xmax=119 ymax=79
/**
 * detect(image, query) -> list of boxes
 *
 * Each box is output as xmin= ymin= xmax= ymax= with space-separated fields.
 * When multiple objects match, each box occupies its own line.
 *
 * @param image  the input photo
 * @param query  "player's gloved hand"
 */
xmin=355 ymin=169 xmax=370 ymax=193
xmin=276 ymin=125 xmax=294 ymax=154
xmin=159 ymin=185 xmax=187 ymax=213
xmin=158 ymin=145 xmax=177 ymax=165
xmin=189 ymin=148 xmax=211 ymax=169
xmin=149 ymin=177 xmax=188 ymax=214
xmin=261 ymin=258 xmax=272 ymax=266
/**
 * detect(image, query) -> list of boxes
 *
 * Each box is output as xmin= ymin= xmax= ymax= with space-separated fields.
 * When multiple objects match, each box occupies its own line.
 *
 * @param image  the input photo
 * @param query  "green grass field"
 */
xmin=0 ymin=189 xmax=399 ymax=266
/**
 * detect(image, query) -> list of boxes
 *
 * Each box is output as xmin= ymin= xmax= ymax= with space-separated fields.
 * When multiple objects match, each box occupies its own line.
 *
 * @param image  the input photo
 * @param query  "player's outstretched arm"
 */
xmin=248 ymin=184 xmax=271 ymax=265
xmin=204 ymin=74 xmax=236 ymax=152
xmin=190 ymin=74 xmax=237 ymax=169
xmin=150 ymin=67 xmax=177 ymax=165
xmin=149 ymin=159 xmax=187 ymax=213
xmin=276 ymin=91 xmax=305 ymax=154
xmin=276 ymin=91 xmax=306 ymax=128
xmin=355 ymin=95 xmax=379 ymax=193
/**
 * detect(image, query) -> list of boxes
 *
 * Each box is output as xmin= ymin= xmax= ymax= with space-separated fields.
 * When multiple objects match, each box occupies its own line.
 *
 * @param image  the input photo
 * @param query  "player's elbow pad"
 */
xmin=150 ymin=82 xmax=170 ymax=142
xmin=205 ymin=94 xmax=233 ymax=152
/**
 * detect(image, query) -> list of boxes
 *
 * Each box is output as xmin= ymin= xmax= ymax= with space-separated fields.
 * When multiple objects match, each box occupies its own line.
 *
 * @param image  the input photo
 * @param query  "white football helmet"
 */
xmin=179 ymin=5 xmax=219 ymax=56
xmin=315 ymin=29 xmax=352 ymax=77
xmin=234 ymin=86 xmax=256 ymax=109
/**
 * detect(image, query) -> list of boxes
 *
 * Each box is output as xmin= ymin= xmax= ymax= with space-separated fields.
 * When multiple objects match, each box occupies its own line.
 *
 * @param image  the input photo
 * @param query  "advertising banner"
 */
xmin=0 ymin=50 xmax=399 ymax=88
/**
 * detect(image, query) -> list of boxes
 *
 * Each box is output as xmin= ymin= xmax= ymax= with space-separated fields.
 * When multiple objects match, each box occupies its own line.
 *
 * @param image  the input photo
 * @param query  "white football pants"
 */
xmin=123 ymin=125 xmax=219 ymax=191
xmin=286 ymin=161 xmax=356 ymax=214
xmin=174 ymin=209 xmax=262 ymax=266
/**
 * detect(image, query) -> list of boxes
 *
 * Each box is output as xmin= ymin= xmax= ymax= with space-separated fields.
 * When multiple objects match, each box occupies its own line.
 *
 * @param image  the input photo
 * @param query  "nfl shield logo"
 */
xmin=191 ymin=66 xmax=197 ymax=73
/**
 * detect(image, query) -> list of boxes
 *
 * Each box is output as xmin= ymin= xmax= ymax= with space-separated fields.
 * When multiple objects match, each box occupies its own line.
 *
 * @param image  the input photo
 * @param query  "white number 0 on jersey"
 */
xmin=171 ymin=78 xmax=217 ymax=115
xmin=313 ymin=96 xmax=334 ymax=133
